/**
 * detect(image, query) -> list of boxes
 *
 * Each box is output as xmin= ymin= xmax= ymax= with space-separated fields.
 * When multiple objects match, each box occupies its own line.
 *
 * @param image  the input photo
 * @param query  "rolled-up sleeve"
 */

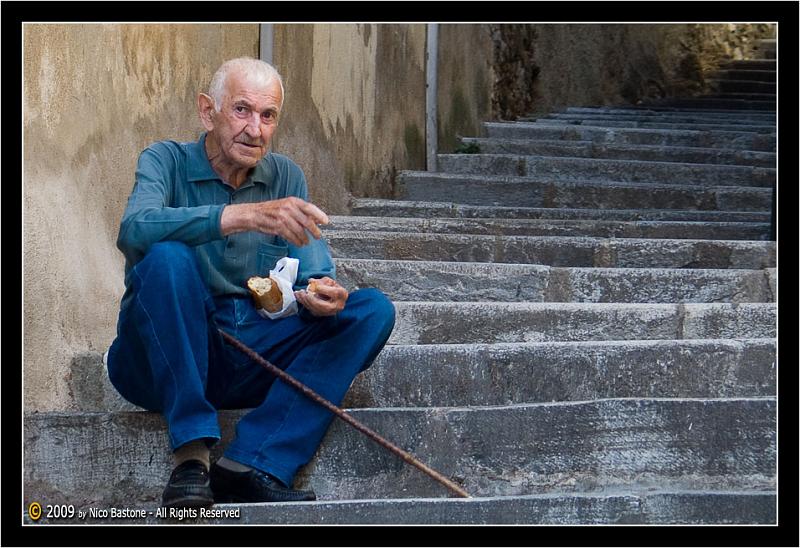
xmin=117 ymin=143 xmax=225 ymax=266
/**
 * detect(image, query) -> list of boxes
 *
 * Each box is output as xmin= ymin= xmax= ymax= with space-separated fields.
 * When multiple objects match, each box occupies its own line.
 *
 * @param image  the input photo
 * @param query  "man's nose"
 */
xmin=244 ymin=115 xmax=262 ymax=137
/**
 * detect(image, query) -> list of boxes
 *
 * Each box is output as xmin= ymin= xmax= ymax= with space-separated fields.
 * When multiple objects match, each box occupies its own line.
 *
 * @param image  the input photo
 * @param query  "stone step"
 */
xmin=301 ymin=398 xmax=777 ymax=498
xmin=345 ymin=338 xmax=776 ymax=407
xmin=753 ymin=40 xmax=776 ymax=59
xmin=533 ymin=112 xmax=776 ymax=127
xmin=563 ymin=105 xmax=776 ymax=118
xmin=24 ymin=398 xmax=776 ymax=506
xmin=327 ymin=230 xmax=775 ymax=269
xmin=333 ymin=258 xmax=775 ymax=303
xmin=64 ymin=334 xmax=777 ymax=414
xmin=529 ymin=118 xmax=775 ymax=134
xmin=710 ymin=69 xmax=776 ymax=83
xmin=644 ymin=98 xmax=775 ymax=111
xmin=397 ymin=171 xmax=773 ymax=211
xmin=459 ymin=138 xmax=776 ymax=167
xmin=327 ymin=215 xmax=771 ymax=241
xmin=703 ymin=93 xmax=776 ymax=102
xmin=708 ymin=79 xmax=775 ymax=94
xmin=720 ymin=60 xmax=775 ymax=71
xmin=387 ymin=302 xmax=775 ymax=344
xmin=25 ymin=491 xmax=776 ymax=525
xmin=561 ymin=106 xmax=776 ymax=121
xmin=349 ymin=199 xmax=771 ymax=223
xmin=436 ymin=154 xmax=775 ymax=188
xmin=484 ymin=122 xmax=775 ymax=151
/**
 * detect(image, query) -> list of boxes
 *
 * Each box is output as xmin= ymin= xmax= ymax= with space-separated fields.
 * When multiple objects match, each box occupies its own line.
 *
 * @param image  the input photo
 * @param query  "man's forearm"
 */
xmin=220 ymin=203 xmax=254 ymax=236
xmin=222 ymin=198 xmax=329 ymax=247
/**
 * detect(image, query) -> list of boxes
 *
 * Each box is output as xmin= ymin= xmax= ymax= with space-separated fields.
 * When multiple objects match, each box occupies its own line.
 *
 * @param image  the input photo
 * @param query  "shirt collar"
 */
xmin=186 ymin=133 xmax=273 ymax=187
xmin=186 ymin=133 xmax=221 ymax=182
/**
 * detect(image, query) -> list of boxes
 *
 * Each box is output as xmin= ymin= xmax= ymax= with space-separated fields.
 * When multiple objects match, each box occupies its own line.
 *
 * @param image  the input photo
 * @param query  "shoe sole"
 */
xmin=212 ymin=490 xmax=315 ymax=504
xmin=213 ymin=493 xmax=241 ymax=504
xmin=162 ymin=494 xmax=215 ymax=509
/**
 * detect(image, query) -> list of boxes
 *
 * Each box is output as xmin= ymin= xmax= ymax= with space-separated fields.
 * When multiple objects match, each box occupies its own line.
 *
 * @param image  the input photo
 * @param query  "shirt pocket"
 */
xmin=256 ymin=241 xmax=289 ymax=275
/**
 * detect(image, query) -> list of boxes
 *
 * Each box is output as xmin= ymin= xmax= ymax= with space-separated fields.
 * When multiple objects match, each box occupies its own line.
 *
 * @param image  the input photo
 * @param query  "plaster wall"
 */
xmin=271 ymin=24 xmax=427 ymax=210
xmin=23 ymin=24 xmax=258 ymax=411
xmin=437 ymin=25 xmax=495 ymax=153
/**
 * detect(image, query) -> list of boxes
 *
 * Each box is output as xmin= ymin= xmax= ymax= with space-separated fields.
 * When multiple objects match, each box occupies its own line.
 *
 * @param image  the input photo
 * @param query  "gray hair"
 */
xmin=208 ymin=57 xmax=284 ymax=112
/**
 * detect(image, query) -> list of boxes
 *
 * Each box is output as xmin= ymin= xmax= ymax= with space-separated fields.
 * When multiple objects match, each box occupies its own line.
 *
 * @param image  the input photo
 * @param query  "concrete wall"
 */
xmin=437 ymin=25 xmax=495 ymax=153
xmin=272 ymin=24 xmax=495 ymax=204
xmin=23 ymin=24 xmax=259 ymax=411
xmin=271 ymin=24 xmax=427 ymax=211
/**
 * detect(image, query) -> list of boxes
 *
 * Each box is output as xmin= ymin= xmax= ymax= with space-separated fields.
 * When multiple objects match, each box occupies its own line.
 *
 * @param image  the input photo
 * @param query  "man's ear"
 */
xmin=198 ymin=93 xmax=217 ymax=131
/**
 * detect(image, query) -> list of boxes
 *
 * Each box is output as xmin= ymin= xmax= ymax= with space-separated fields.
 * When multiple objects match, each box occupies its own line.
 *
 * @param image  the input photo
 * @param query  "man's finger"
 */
xmin=300 ymin=202 xmax=329 ymax=226
xmin=309 ymin=280 xmax=345 ymax=300
xmin=303 ymin=217 xmax=323 ymax=240
xmin=299 ymin=203 xmax=328 ymax=239
xmin=297 ymin=290 xmax=335 ymax=316
xmin=281 ymin=215 xmax=310 ymax=247
xmin=287 ymin=205 xmax=324 ymax=242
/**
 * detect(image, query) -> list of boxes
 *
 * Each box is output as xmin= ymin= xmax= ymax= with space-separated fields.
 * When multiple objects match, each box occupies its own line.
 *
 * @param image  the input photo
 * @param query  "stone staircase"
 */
xmin=24 ymin=39 xmax=777 ymax=525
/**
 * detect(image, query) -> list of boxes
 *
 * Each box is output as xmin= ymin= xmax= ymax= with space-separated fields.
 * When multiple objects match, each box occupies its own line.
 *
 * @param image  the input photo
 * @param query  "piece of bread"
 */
xmin=247 ymin=276 xmax=283 ymax=313
xmin=307 ymin=280 xmax=320 ymax=294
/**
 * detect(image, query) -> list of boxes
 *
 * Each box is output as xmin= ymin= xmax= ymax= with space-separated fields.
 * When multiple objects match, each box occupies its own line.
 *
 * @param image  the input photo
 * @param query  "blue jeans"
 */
xmin=107 ymin=241 xmax=395 ymax=486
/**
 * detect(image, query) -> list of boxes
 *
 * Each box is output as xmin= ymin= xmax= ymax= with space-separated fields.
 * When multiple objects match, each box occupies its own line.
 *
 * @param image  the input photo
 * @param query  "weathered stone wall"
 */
xmin=22 ymin=23 xmax=432 ymax=412
xmin=271 ymin=24 xmax=427 ymax=210
xmin=23 ymin=24 xmax=259 ymax=411
xmin=437 ymin=25 xmax=495 ymax=153
xmin=273 ymin=24 xmax=495 ymax=201
xmin=490 ymin=23 xmax=775 ymax=120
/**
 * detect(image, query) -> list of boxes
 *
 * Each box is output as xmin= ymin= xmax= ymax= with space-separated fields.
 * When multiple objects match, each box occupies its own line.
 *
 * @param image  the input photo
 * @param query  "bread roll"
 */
xmin=307 ymin=280 xmax=319 ymax=294
xmin=247 ymin=275 xmax=283 ymax=313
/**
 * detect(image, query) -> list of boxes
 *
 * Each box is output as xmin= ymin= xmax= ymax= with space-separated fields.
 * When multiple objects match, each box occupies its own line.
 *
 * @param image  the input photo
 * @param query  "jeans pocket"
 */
xmin=256 ymin=241 xmax=289 ymax=275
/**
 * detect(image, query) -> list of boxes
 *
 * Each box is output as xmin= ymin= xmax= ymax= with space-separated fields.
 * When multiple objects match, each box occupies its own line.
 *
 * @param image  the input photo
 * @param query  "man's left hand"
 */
xmin=294 ymin=277 xmax=348 ymax=317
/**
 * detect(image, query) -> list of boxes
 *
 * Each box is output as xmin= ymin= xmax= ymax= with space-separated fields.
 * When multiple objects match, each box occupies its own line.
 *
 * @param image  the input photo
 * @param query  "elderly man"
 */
xmin=106 ymin=57 xmax=396 ymax=508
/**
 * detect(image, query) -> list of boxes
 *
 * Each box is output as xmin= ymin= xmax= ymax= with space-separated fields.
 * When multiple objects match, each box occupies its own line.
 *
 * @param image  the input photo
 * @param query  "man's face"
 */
xmin=206 ymin=71 xmax=283 ymax=170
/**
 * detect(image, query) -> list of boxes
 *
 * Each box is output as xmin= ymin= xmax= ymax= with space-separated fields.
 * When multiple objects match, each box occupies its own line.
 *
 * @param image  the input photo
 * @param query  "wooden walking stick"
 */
xmin=218 ymin=329 xmax=471 ymax=499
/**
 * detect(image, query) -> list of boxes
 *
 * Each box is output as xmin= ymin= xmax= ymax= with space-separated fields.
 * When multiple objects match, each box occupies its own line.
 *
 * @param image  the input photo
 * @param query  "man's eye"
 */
xmin=234 ymin=106 xmax=248 ymax=114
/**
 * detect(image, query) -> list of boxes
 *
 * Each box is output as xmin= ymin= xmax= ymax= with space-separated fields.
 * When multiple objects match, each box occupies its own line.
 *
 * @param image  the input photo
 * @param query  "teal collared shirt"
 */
xmin=117 ymin=133 xmax=335 ymax=310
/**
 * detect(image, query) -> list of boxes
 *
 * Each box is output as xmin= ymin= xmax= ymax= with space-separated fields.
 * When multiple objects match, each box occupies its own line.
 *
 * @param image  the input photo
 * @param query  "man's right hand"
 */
xmin=220 ymin=198 xmax=330 ymax=247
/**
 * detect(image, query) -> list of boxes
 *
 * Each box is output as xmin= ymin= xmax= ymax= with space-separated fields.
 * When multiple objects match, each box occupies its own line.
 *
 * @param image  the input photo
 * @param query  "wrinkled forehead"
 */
xmin=224 ymin=70 xmax=283 ymax=104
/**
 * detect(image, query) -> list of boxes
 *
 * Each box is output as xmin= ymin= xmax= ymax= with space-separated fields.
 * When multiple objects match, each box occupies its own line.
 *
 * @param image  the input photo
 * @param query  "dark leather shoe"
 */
xmin=210 ymin=462 xmax=316 ymax=503
xmin=161 ymin=459 xmax=214 ymax=509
